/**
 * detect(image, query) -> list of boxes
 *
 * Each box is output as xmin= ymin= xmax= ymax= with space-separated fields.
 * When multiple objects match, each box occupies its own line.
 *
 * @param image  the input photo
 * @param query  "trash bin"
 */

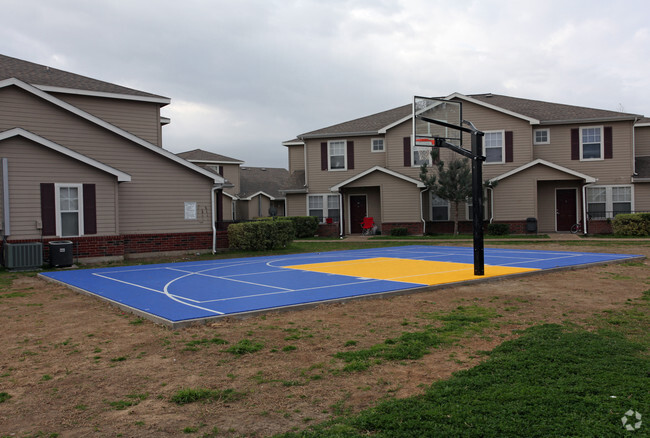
xmin=49 ymin=240 xmax=73 ymax=267
xmin=526 ymin=217 xmax=537 ymax=233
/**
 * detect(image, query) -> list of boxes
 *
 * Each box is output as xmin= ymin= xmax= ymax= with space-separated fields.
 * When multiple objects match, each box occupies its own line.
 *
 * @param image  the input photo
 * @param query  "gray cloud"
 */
xmin=2 ymin=0 xmax=649 ymax=168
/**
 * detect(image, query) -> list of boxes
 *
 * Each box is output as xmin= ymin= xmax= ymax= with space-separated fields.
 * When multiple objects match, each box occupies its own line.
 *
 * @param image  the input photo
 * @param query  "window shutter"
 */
xmin=505 ymin=131 xmax=514 ymax=162
xmin=347 ymin=140 xmax=354 ymax=170
xmin=604 ymin=126 xmax=613 ymax=159
xmin=403 ymin=137 xmax=411 ymax=167
xmin=570 ymin=128 xmax=579 ymax=160
xmin=321 ymin=142 xmax=327 ymax=170
xmin=40 ymin=183 xmax=56 ymax=235
xmin=83 ymin=183 xmax=97 ymax=235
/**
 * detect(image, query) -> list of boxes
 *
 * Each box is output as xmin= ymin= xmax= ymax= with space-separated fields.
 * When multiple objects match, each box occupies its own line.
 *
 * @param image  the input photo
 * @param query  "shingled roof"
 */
xmin=239 ymin=167 xmax=290 ymax=199
xmin=0 ymin=53 xmax=167 ymax=101
xmin=294 ymin=93 xmax=644 ymax=140
xmin=177 ymin=149 xmax=244 ymax=164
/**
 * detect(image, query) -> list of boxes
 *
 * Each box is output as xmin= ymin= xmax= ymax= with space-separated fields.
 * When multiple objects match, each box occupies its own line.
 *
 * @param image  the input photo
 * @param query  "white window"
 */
xmin=308 ymin=194 xmax=340 ymax=223
xmin=431 ymin=194 xmax=449 ymax=221
xmin=581 ymin=126 xmax=603 ymax=160
xmin=371 ymin=138 xmax=384 ymax=152
xmin=586 ymin=185 xmax=632 ymax=219
xmin=533 ymin=129 xmax=549 ymax=145
xmin=328 ymin=140 xmax=346 ymax=170
xmin=55 ymin=183 xmax=83 ymax=237
xmin=484 ymin=130 xmax=504 ymax=164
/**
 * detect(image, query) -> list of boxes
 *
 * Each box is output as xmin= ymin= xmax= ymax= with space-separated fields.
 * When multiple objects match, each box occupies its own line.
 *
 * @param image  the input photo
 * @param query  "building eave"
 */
xmin=0 ymin=128 xmax=132 ymax=181
xmin=34 ymin=84 xmax=171 ymax=105
xmin=0 ymin=77 xmax=223 ymax=184
xmin=489 ymin=159 xmax=597 ymax=184
xmin=330 ymin=165 xmax=425 ymax=192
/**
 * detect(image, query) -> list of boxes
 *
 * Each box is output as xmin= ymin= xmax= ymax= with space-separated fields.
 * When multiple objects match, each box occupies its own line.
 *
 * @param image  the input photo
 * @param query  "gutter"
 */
xmin=420 ymin=188 xmax=427 ymax=235
xmin=581 ymin=182 xmax=597 ymax=235
xmin=211 ymin=185 xmax=219 ymax=254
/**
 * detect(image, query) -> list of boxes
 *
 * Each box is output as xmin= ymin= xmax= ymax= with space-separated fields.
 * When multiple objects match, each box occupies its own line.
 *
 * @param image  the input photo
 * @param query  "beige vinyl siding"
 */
xmin=532 ymin=121 xmax=634 ymax=185
xmin=221 ymin=163 xmax=241 ymax=195
xmin=55 ymin=93 xmax=163 ymax=146
xmin=305 ymin=136 xmax=387 ymax=193
xmin=288 ymin=144 xmax=305 ymax=173
xmin=221 ymin=195 xmax=234 ymax=221
xmin=247 ymin=195 xmax=271 ymax=218
xmin=286 ymin=193 xmax=306 ymax=217
xmin=0 ymin=85 xmax=214 ymax=234
xmin=0 ymin=136 xmax=118 ymax=239
xmin=632 ymin=183 xmax=650 ymax=212
xmin=635 ymin=126 xmax=650 ymax=157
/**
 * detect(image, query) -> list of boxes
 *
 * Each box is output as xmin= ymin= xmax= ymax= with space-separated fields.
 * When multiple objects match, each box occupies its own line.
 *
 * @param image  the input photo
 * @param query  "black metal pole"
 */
xmin=471 ymin=132 xmax=485 ymax=275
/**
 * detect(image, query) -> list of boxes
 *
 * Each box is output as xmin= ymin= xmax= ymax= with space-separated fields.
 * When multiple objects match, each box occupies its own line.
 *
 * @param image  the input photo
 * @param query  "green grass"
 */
xmin=170 ymin=388 xmax=246 ymax=405
xmin=0 ymin=392 xmax=11 ymax=403
xmin=334 ymin=305 xmax=499 ymax=372
xmin=107 ymin=393 xmax=148 ymax=410
xmin=224 ymin=339 xmax=264 ymax=355
xmin=279 ymin=292 xmax=649 ymax=437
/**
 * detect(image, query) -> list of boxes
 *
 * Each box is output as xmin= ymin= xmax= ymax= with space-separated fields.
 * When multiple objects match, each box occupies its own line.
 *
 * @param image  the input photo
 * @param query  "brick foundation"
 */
xmin=382 ymin=222 xmax=424 ymax=236
xmin=317 ymin=223 xmax=340 ymax=237
xmin=2 ymin=230 xmax=230 ymax=264
xmin=587 ymin=219 xmax=613 ymax=234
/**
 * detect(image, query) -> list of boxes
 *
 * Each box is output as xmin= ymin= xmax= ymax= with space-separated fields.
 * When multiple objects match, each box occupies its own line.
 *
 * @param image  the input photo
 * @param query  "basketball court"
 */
xmin=39 ymin=245 xmax=641 ymax=328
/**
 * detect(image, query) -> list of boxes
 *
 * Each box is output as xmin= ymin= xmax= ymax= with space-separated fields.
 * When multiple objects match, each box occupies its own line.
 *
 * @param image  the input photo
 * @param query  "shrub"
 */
xmin=286 ymin=216 xmax=319 ymax=238
xmin=611 ymin=213 xmax=650 ymax=236
xmin=390 ymin=227 xmax=408 ymax=236
xmin=228 ymin=220 xmax=294 ymax=250
xmin=487 ymin=223 xmax=509 ymax=236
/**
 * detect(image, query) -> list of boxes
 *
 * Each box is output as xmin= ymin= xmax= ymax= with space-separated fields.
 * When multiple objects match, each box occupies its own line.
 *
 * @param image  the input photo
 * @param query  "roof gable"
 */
xmin=0 ymin=128 xmax=131 ymax=181
xmin=330 ymin=166 xmax=425 ymax=192
xmin=177 ymin=149 xmax=244 ymax=164
xmin=0 ymin=78 xmax=224 ymax=185
xmin=488 ymin=159 xmax=596 ymax=184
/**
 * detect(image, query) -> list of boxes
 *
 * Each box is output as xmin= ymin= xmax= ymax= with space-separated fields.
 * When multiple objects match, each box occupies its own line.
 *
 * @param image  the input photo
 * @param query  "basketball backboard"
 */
xmin=413 ymin=96 xmax=462 ymax=147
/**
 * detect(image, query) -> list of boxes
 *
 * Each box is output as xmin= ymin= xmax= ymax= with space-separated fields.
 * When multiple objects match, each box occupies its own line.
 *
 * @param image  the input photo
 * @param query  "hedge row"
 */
xmin=227 ymin=216 xmax=319 ymax=250
xmin=611 ymin=213 xmax=650 ymax=236
xmin=228 ymin=220 xmax=294 ymax=251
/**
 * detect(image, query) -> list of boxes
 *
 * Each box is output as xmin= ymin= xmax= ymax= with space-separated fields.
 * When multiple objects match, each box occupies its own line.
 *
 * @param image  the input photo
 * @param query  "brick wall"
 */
xmin=382 ymin=222 xmax=423 ymax=236
xmin=317 ymin=223 xmax=339 ymax=237
xmin=587 ymin=219 xmax=613 ymax=234
xmin=3 ymin=230 xmax=229 ymax=264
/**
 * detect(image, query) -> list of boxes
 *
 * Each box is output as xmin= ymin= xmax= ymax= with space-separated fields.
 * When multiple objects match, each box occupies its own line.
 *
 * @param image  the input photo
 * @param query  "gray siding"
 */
xmin=55 ymin=93 xmax=163 ymax=146
xmin=635 ymin=126 xmax=650 ymax=157
xmin=0 ymin=85 xmax=214 ymax=235
xmin=0 ymin=136 xmax=118 ymax=239
xmin=288 ymin=144 xmax=304 ymax=173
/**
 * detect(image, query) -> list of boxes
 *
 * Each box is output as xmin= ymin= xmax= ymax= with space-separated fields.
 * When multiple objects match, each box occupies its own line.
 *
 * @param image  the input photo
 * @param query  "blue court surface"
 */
xmin=40 ymin=245 xmax=642 ymax=328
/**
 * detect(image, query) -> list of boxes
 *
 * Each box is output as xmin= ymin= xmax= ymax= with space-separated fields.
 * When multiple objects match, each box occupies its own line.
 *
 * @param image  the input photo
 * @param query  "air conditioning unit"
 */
xmin=3 ymin=242 xmax=43 ymax=270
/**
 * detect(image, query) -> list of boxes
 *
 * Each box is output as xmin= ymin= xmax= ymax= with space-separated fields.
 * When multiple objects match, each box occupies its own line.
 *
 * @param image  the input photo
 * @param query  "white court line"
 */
xmin=92 ymin=272 xmax=225 ymax=314
xmin=165 ymin=267 xmax=292 ymax=291
xmin=91 ymin=273 xmax=202 ymax=304
xmin=199 ymin=277 xmax=383 ymax=304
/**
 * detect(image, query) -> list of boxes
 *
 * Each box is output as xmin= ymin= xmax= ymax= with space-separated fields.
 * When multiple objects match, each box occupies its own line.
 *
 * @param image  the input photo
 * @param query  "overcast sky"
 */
xmin=1 ymin=0 xmax=649 ymax=168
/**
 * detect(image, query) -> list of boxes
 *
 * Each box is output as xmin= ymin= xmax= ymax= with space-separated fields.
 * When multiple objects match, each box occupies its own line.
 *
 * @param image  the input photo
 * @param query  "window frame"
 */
xmin=54 ymin=183 xmax=84 ymax=237
xmin=586 ymin=185 xmax=633 ymax=219
xmin=308 ymin=194 xmax=340 ymax=223
xmin=328 ymin=140 xmax=347 ymax=171
xmin=371 ymin=138 xmax=385 ymax=153
xmin=533 ymin=128 xmax=550 ymax=145
xmin=483 ymin=130 xmax=505 ymax=164
xmin=580 ymin=126 xmax=604 ymax=161
xmin=431 ymin=193 xmax=449 ymax=222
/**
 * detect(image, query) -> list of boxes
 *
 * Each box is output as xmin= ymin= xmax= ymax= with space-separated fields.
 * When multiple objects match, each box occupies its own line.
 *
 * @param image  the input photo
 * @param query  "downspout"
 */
xmin=2 ymin=158 xmax=10 ymax=238
xmin=581 ymin=182 xmax=597 ymax=235
xmin=211 ymin=185 xmax=218 ymax=254
xmin=420 ymin=188 xmax=427 ymax=235
xmin=632 ymin=116 xmax=639 ymax=176
xmin=339 ymin=192 xmax=343 ymax=238
xmin=486 ymin=186 xmax=494 ymax=223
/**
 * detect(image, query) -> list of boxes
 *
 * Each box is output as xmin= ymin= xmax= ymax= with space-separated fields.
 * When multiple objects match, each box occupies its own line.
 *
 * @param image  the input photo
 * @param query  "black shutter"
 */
xmin=403 ymin=137 xmax=411 ymax=167
xmin=570 ymin=128 xmax=579 ymax=160
xmin=321 ymin=142 xmax=327 ymax=170
xmin=40 ymin=183 xmax=56 ymax=235
xmin=83 ymin=184 xmax=97 ymax=235
xmin=505 ymin=131 xmax=514 ymax=163
xmin=604 ymin=126 xmax=613 ymax=159
xmin=347 ymin=140 xmax=354 ymax=170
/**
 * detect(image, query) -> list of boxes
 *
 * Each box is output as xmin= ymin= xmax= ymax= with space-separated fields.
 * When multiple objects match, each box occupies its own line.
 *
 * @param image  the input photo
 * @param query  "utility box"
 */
xmin=526 ymin=217 xmax=537 ymax=233
xmin=49 ymin=240 xmax=73 ymax=267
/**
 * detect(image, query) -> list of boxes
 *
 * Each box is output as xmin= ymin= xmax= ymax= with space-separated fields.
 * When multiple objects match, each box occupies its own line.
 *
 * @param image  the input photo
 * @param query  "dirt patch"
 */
xmin=0 ymin=242 xmax=648 ymax=437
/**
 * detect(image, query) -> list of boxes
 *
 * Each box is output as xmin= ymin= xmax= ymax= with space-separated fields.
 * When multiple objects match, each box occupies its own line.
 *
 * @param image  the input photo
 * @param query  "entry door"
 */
xmin=349 ymin=195 xmax=367 ymax=234
xmin=556 ymin=189 xmax=577 ymax=231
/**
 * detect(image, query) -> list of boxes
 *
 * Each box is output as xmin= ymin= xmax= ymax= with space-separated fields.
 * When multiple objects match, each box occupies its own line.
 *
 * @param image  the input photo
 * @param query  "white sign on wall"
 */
xmin=184 ymin=202 xmax=197 ymax=220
